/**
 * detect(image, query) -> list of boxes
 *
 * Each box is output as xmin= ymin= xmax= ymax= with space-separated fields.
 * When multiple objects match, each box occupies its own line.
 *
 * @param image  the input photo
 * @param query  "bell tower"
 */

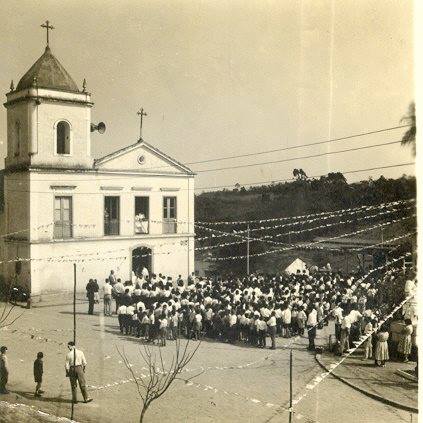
xmin=1 ymin=22 xmax=95 ymax=291
xmin=3 ymin=22 xmax=94 ymax=171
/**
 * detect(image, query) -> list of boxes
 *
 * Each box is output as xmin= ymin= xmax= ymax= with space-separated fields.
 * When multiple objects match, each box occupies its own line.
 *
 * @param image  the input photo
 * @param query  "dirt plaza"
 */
xmin=0 ymin=300 xmax=416 ymax=423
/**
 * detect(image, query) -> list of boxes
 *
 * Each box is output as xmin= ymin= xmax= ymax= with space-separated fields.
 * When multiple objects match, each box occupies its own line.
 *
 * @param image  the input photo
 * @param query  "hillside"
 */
xmin=195 ymin=173 xmax=416 ymax=275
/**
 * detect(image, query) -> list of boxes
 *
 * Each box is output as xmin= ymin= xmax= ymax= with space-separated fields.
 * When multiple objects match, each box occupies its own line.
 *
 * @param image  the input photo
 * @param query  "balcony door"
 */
xmin=104 ymin=196 xmax=120 ymax=235
xmin=163 ymin=196 xmax=177 ymax=234
xmin=135 ymin=196 xmax=149 ymax=234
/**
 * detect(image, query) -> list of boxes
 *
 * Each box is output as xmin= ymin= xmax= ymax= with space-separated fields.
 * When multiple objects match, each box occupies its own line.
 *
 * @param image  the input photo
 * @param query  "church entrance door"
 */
xmin=132 ymin=247 xmax=152 ymax=278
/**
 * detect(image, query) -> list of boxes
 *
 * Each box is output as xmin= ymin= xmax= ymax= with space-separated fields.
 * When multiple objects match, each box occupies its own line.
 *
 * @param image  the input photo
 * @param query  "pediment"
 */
xmin=94 ymin=140 xmax=193 ymax=175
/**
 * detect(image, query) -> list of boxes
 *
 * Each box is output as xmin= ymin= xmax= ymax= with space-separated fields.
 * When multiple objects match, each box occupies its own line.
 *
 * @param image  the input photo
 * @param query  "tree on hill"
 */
xmin=293 ymin=168 xmax=308 ymax=181
xmin=401 ymin=102 xmax=416 ymax=155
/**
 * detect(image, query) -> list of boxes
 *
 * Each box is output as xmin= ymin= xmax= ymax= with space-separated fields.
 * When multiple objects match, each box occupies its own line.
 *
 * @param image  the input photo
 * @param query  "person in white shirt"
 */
xmin=194 ymin=311 xmax=203 ymax=341
xmin=65 ymin=342 xmax=92 ymax=404
xmin=339 ymin=315 xmax=351 ymax=355
xmin=117 ymin=304 xmax=127 ymax=333
xmin=159 ymin=314 xmax=168 ymax=346
xmin=297 ymin=306 xmax=307 ymax=336
xmin=228 ymin=312 xmax=237 ymax=343
xmin=141 ymin=266 xmax=149 ymax=280
xmin=348 ymin=308 xmax=362 ymax=325
xmin=281 ymin=305 xmax=292 ymax=338
xmin=136 ymin=300 xmax=146 ymax=313
xmin=125 ymin=305 xmax=135 ymax=335
xmin=169 ymin=311 xmax=179 ymax=340
xmin=103 ymin=280 xmax=112 ymax=316
xmin=267 ymin=312 xmax=277 ymax=349
xmin=113 ymin=279 xmax=125 ymax=314
xmin=332 ymin=306 xmax=343 ymax=341
xmin=256 ymin=318 xmax=267 ymax=348
xmin=306 ymin=307 xmax=318 ymax=351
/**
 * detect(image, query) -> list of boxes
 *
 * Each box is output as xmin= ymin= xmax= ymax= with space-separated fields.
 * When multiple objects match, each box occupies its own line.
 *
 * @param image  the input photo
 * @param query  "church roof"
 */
xmin=16 ymin=46 xmax=79 ymax=92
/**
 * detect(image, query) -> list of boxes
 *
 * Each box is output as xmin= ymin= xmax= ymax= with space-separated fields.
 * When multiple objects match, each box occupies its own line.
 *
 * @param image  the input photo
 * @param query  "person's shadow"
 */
xmin=13 ymin=390 xmax=73 ymax=404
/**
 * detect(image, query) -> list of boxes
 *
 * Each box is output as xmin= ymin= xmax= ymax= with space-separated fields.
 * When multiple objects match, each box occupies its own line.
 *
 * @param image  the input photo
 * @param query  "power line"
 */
xmin=3 ymin=162 xmax=415 ymax=195
xmin=185 ymin=124 xmax=410 ymax=166
xmin=2 ymin=124 xmax=410 ymax=182
xmin=195 ymin=140 xmax=402 ymax=173
xmin=197 ymin=162 xmax=415 ymax=191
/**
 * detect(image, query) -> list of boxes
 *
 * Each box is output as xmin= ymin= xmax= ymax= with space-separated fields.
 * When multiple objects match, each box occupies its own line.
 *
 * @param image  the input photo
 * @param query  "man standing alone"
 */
xmin=65 ymin=342 xmax=93 ymax=403
xmin=306 ymin=307 xmax=318 ymax=351
xmin=86 ymin=279 xmax=99 ymax=315
xmin=0 ymin=346 xmax=9 ymax=394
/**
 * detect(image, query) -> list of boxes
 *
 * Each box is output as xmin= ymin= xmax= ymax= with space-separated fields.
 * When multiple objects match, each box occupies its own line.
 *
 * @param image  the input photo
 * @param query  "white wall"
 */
xmin=26 ymin=169 xmax=194 ymax=296
xmin=30 ymin=171 xmax=194 ymax=240
xmin=30 ymin=236 xmax=193 ymax=296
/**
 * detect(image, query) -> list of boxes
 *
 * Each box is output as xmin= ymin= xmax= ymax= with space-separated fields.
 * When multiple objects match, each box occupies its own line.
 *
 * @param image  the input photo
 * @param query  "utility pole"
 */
xmin=289 ymin=349 xmax=293 ymax=423
xmin=381 ymin=227 xmax=386 ymax=263
xmin=71 ymin=263 xmax=76 ymax=420
xmin=246 ymin=224 xmax=250 ymax=275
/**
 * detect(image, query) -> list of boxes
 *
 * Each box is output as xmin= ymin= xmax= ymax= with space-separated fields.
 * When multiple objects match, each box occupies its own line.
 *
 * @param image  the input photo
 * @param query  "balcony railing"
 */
xmin=53 ymin=222 xmax=72 ymax=239
xmin=162 ymin=219 xmax=177 ymax=234
xmin=135 ymin=218 xmax=149 ymax=234
xmin=104 ymin=219 xmax=120 ymax=236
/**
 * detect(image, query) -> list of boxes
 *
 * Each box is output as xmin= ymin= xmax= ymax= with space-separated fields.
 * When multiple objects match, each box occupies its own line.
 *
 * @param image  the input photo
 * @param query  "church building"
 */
xmin=0 ymin=26 xmax=195 ymax=299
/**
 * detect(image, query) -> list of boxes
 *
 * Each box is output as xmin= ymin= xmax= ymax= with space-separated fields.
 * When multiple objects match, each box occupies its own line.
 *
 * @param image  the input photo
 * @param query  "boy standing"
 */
xmin=0 ymin=346 xmax=9 ymax=394
xmin=34 ymin=352 xmax=44 ymax=397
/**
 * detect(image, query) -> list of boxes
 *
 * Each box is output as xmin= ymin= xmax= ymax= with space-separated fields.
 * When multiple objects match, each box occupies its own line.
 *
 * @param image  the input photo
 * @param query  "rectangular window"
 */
xmin=104 ymin=196 xmax=120 ymax=235
xmin=54 ymin=196 xmax=72 ymax=239
xmin=135 ymin=196 xmax=149 ymax=234
xmin=163 ymin=196 xmax=177 ymax=234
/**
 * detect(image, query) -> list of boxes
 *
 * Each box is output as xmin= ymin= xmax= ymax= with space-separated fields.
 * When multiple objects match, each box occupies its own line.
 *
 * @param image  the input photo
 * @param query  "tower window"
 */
xmin=56 ymin=121 xmax=71 ymax=155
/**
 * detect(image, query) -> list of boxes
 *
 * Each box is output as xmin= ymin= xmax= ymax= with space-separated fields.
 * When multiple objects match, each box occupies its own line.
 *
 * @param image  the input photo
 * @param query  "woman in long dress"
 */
xmin=398 ymin=319 xmax=413 ymax=362
xmin=375 ymin=323 xmax=389 ymax=367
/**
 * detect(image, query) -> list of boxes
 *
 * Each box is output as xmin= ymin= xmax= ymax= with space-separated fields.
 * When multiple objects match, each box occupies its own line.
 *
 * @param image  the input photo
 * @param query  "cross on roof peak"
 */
xmin=41 ymin=20 xmax=54 ymax=47
xmin=137 ymin=108 xmax=148 ymax=138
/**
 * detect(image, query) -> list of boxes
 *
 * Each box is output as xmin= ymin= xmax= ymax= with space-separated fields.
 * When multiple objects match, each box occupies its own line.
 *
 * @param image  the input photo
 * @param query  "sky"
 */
xmin=0 ymin=0 xmax=416 ymax=192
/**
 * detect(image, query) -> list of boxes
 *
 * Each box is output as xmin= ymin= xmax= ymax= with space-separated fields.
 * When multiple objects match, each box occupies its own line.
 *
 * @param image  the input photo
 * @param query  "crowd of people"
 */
xmin=85 ymin=266 xmax=417 ymax=363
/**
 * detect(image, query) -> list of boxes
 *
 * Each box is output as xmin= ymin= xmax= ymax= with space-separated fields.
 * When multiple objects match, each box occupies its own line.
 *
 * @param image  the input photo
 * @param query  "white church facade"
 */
xmin=1 ymin=39 xmax=195 ymax=299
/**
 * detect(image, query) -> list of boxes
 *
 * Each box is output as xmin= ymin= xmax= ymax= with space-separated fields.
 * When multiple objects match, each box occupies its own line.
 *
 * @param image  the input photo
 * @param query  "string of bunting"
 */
xmin=196 ymin=231 xmax=414 ymax=254
xmin=128 ymin=199 xmax=413 ymax=227
xmin=0 ymin=237 xmax=193 ymax=265
xmin=0 ymin=222 xmax=96 ymax=239
xmin=303 ymin=232 xmax=416 ymax=253
xmin=9 ymin=216 xmax=413 ymax=265
xmin=195 ymin=202 xmax=414 ymax=240
xmin=195 ymin=198 xmax=415 ymax=226
xmin=195 ymin=206 xmax=414 ymax=247
xmin=208 ymin=215 xmax=415 ymax=261
xmin=131 ymin=198 xmax=414 ymax=229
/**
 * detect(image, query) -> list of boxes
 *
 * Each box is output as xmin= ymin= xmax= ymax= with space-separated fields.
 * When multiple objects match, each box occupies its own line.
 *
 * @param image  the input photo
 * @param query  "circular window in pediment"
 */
xmin=137 ymin=155 xmax=146 ymax=165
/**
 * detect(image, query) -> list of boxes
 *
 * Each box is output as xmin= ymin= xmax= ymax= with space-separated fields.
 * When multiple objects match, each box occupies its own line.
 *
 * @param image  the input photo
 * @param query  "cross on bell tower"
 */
xmin=137 ymin=107 xmax=147 ymax=139
xmin=41 ymin=20 xmax=54 ymax=47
